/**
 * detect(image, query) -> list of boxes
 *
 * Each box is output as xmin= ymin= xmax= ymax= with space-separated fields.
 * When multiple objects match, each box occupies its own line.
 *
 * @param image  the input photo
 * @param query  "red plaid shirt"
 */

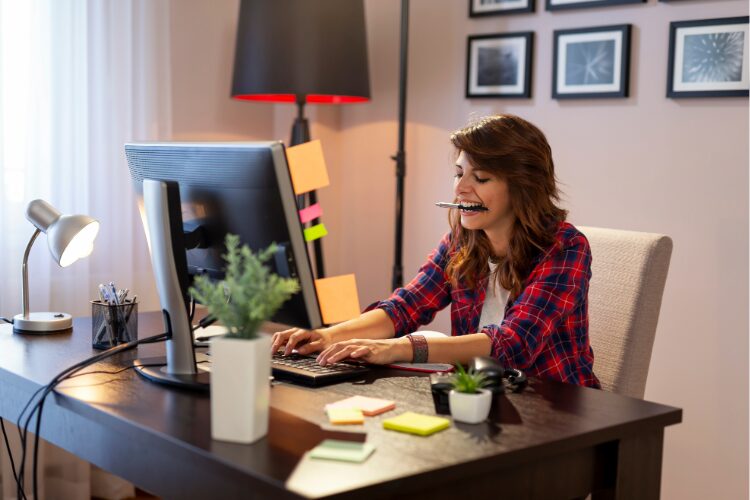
xmin=367 ymin=222 xmax=600 ymax=388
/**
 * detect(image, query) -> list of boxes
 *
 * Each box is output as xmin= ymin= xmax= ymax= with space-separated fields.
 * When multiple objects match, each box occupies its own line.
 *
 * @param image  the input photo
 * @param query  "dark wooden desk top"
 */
xmin=0 ymin=313 xmax=682 ymax=499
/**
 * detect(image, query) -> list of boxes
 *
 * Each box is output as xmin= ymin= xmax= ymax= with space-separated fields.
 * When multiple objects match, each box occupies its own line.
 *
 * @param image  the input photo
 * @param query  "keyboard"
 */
xmin=271 ymin=352 xmax=370 ymax=387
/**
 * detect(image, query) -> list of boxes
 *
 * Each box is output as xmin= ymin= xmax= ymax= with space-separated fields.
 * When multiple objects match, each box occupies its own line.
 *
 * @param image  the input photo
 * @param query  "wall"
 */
xmin=326 ymin=1 xmax=747 ymax=499
xmin=169 ymin=0 xmax=748 ymax=498
xmin=170 ymin=0 xmax=274 ymax=141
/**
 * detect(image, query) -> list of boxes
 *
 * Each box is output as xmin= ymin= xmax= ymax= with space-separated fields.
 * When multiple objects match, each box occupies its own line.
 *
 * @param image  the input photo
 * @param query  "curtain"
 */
xmin=0 ymin=0 xmax=171 ymax=498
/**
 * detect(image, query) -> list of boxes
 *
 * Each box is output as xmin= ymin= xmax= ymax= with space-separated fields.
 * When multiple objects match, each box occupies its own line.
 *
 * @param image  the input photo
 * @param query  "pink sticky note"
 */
xmin=299 ymin=203 xmax=323 ymax=224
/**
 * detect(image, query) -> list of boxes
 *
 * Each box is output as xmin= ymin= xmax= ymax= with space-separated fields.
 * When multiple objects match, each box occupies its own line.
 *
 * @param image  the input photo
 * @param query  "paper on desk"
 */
xmin=315 ymin=274 xmax=361 ymax=324
xmin=325 ymin=396 xmax=395 ymax=416
xmin=286 ymin=140 xmax=330 ymax=195
xmin=309 ymin=440 xmax=375 ymax=463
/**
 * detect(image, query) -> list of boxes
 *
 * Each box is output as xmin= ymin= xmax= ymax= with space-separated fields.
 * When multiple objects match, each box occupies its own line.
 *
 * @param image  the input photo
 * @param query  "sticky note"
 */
xmin=286 ymin=140 xmax=330 ymax=195
xmin=315 ymin=274 xmax=361 ymax=324
xmin=309 ymin=440 xmax=375 ymax=463
xmin=382 ymin=412 xmax=450 ymax=436
xmin=304 ymin=223 xmax=328 ymax=242
xmin=327 ymin=407 xmax=365 ymax=425
xmin=299 ymin=203 xmax=323 ymax=224
xmin=326 ymin=396 xmax=396 ymax=416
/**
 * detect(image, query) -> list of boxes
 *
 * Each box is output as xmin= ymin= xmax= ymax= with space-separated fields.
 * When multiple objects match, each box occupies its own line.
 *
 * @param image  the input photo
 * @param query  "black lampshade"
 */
xmin=232 ymin=0 xmax=371 ymax=104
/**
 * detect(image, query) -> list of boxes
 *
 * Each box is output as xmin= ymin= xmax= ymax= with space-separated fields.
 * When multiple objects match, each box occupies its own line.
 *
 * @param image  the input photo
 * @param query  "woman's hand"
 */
xmin=316 ymin=338 xmax=412 ymax=366
xmin=271 ymin=328 xmax=332 ymax=356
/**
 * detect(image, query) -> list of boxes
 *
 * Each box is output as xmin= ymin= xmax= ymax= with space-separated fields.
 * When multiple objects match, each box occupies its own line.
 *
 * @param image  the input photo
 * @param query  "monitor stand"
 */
xmin=134 ymin=352 xmax=211 ymax=392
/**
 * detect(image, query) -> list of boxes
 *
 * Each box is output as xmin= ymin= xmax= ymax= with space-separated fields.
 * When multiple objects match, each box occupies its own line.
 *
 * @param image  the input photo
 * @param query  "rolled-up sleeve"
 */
xmin=364 ymin=233 xmax=453 ymax=337
xmin=480 ymin=234 xmax=592 ymax=368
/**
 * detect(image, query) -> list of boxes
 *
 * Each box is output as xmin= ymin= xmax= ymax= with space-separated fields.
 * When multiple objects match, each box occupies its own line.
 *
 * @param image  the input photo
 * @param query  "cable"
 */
xmin=0 ymin=418 xmax=20 ymax=494
xmin=0 ymin=317 xmax=13 ymax=324
xmin=8 ymin=331 xmax=169 ymax=500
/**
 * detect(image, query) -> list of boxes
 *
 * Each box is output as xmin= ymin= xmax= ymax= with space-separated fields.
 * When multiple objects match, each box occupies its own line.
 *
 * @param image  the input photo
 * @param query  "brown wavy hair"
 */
xmin=446 ymin=114 xmax=567 ymax=299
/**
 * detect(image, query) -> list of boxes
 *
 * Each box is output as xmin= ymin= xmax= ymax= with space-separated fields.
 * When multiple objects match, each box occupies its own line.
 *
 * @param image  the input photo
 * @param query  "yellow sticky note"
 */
xmin=286 ymin=140 xmax=330 ymax=195
xmin=304 ymin=223 xmax=328 ymax=242
xmin=382 ymin=412 xmax=450 ymax=436
xmin=315 ymin=274 xmax=361 ymax=325
xmin=327 ymin=407 xmax=364 ymax=425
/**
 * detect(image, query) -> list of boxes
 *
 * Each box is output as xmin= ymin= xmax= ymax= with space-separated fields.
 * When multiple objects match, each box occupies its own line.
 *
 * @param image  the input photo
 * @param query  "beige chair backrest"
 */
xmin=577 ymin=226 xmax=673 ymax=399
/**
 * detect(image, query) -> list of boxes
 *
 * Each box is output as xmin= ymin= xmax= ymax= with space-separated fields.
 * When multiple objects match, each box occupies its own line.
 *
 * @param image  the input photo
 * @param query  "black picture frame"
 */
xmin=469 ymin=0 xmax=534 ymax=16
xmin=552 ymin=24 xmax=631 ymax=99
xmin=546 ymin=0 xmax=643 ymax=12
xmin=667 ymin=16 xmax=749 ymax=98
xmin=466 ymin=32 xmax=534 ymax=99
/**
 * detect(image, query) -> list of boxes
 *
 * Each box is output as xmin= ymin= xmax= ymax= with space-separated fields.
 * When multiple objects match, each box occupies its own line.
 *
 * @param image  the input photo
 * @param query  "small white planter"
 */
xmin=449 ymin=389 xmax=493 ymax=424
xmin=210 ymin=334 xmax=273 ymax=444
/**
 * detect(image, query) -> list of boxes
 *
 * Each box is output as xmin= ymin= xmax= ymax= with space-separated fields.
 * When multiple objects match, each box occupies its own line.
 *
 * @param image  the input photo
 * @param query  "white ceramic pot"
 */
xmin=210 ymin=334 xmax=273 ymax=443
xmin=449 ymin=388 xmax=493 ymax=424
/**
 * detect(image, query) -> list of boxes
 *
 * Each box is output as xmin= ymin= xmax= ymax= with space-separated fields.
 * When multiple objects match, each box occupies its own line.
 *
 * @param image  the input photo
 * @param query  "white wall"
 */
xmin=170 ymin=1 xmax=749 ymax=498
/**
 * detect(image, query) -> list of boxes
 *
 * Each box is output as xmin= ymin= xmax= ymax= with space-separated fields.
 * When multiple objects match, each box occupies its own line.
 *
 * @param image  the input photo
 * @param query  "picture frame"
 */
xmin=552 ymin=24 xmax=631 ymax=99
xmin=546 ymin=0 xmax=642 ymax=12
xmin=466 ymin=32 xmax=534 ymax=99
xmin=667 ymin=16 xmax=749 ymax=98
xmin=469 ymin=0 xmax=534 ymax=16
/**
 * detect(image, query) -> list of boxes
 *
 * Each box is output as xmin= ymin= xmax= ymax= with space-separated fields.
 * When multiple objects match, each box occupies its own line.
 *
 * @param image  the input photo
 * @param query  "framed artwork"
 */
xmin=469 ymin=0 xmax=534 ymax=16
xmin=667 ymin=16 xmax=749 ymax=98
xmin=552 ymin=24 xmax=631 ymax=99
xmin=546 ymin=0 xmax=643 ymax=11
xmin=466 ymin=32 xmax=534 ymax=98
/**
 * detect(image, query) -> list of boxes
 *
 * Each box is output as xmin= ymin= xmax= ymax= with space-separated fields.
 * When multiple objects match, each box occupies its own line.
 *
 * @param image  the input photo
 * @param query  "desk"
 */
xmin=0 ymin=313 xmax=681 ymax=499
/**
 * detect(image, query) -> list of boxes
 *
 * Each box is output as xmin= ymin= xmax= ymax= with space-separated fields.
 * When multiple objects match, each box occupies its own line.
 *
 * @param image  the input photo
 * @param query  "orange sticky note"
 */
xmin=286 ymin=140 xmax=330 ymax=195
xmin=315 ymin=274 xmax=361 ymax=325
xmin=326 ymin=396 xmax=396 ymax=416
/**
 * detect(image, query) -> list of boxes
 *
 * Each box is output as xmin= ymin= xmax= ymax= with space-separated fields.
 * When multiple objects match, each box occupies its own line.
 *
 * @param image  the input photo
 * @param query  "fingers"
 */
xmin=284 ymin=330 xmax=312 ymax=355
xmin=270 ymin=328 xmax=303 ymax=354
xmin=318 ymin=342 xmax=369 ymax=365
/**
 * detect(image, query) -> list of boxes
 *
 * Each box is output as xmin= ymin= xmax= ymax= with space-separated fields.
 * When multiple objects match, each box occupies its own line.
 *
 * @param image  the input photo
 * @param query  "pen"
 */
xmin=435 ymin=202 xmax=489 ymax=212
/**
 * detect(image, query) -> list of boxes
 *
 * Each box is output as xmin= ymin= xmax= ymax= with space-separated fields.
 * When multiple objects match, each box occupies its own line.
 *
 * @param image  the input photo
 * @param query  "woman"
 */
xmin=272 ymin=114 xmax=599 ymax=387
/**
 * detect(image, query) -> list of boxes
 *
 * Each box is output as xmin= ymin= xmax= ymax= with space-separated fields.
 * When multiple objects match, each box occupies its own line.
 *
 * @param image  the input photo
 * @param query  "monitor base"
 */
xmin=134 ymin=354 xmax=210 ymax=392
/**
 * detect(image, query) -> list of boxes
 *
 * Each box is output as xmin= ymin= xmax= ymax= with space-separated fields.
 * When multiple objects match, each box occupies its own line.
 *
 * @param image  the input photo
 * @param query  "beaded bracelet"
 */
xmin=406 ymin=334 xmax=428 ymax=364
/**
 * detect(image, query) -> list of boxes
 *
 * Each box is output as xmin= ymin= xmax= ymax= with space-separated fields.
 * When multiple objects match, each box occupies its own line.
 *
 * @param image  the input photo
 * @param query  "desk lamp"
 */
xmin=231 ymin=0 xmax=370 ymax=278
xmin=13 ymin=199 xmax=99 ymax=333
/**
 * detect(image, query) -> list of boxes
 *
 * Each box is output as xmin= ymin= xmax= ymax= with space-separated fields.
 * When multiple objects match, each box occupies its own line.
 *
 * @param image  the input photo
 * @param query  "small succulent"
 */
xmin=450 ymin=364 xmax=490 ymax=394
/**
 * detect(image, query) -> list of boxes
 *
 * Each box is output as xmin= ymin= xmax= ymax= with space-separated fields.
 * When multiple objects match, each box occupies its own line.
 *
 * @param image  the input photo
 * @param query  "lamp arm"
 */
xmin=21 ymin=229 xmax=41 ymax=318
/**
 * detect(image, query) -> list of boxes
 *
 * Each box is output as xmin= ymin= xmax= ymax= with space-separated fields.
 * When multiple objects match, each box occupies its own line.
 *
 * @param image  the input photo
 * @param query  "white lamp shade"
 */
xmin=49 ymin=217 xmax=100 ymax=267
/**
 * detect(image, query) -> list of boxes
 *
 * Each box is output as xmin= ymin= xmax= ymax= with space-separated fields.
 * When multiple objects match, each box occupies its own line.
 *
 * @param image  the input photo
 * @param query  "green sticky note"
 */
xmin=304 ymin=223 xmax=328 ymax=242
xmin=382 ymin=412 xmax=450 ymax=436
xmin=309 ymin=439 xmax=375 ymax=463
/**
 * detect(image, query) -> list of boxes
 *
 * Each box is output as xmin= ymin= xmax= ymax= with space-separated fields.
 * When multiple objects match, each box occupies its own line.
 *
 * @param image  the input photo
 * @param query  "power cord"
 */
xmin=6 ymin=330 xmax=169 ymax=500
xmin=0 ymin=317 xmax=13 ymax=324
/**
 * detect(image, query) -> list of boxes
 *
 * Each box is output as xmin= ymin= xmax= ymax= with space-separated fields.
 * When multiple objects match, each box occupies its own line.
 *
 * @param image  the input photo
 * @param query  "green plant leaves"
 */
xmin=189 ymin=234 xmax=300 ymax=339
xmin=450 ymin=363 xmax=490 ymax=394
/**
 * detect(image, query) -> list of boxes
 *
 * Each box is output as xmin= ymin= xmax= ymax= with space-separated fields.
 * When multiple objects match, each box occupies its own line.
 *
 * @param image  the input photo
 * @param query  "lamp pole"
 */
xmin=391 ymin=0 xmax=409 ymax=292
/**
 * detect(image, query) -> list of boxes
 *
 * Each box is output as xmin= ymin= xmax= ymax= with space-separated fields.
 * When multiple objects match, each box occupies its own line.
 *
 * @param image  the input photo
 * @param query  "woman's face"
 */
xmin=453 ymin=151 xmax=514 ymax=234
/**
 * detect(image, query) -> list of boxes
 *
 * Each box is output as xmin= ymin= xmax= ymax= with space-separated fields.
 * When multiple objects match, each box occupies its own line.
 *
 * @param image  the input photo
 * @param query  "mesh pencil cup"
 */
xmin=91 ymin=300 xmax=138 ymax=349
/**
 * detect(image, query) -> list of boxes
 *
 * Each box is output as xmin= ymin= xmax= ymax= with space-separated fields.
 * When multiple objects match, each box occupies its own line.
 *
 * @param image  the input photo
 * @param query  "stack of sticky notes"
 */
xmin=309 ymin=439 xmax=376 ymax=463
xmin=382 ymin=412 xmax=450 ymax=436
xmin=325 ymin=396 xmax=396 ymax=417
xmin=326 ymin=407 xmax=365 ymax=425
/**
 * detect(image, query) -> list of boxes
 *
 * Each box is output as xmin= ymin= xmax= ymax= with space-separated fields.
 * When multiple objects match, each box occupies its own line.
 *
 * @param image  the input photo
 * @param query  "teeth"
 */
xmin=460 ymin=202 xmax=484 ymax=208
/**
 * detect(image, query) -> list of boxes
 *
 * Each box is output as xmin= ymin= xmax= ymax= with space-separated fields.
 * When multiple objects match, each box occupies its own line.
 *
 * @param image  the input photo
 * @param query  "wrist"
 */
xmin=395 ymin=337 xmax=412 ymax=362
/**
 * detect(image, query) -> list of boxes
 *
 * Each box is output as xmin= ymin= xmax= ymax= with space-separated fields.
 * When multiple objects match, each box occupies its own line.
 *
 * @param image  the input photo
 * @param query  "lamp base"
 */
xmin=13 ymin=312 xmax=73 ymax=333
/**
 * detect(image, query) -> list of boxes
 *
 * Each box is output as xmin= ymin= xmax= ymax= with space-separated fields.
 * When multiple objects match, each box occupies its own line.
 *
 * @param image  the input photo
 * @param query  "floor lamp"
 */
xmin=231 ymin=0 xmax=371 ymax=280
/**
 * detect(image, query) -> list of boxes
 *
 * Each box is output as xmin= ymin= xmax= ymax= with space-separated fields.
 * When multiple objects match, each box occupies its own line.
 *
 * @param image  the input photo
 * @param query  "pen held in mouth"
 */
xmin=434 ymin=202 xmax=489 ymax=212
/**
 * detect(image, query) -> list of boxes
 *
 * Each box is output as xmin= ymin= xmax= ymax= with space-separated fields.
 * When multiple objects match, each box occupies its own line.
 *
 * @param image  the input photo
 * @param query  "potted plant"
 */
xmin=190 ymin=234 xmax=299 ymax=444
xmin=448 ymin=364 xmax=493 ymax=424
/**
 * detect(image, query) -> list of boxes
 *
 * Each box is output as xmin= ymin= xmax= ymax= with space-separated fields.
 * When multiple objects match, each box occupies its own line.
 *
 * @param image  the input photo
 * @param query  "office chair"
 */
xmin=578 ymin=226 xmax=673 ymax=399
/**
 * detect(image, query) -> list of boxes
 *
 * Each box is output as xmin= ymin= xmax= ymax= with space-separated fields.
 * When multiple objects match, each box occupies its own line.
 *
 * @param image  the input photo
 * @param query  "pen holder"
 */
xmin=91 ymin=300 xmax=138 ymax=350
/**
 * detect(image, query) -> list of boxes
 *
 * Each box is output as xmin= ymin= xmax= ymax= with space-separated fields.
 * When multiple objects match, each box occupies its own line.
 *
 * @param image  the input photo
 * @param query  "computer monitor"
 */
xmin=125 ymin=141 xmax=323 ymax=391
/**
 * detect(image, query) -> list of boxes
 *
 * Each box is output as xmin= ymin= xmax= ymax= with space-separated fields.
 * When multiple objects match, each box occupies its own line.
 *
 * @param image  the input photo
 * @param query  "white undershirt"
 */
xmin=478 ymin=261 xmax=510 ymax=329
